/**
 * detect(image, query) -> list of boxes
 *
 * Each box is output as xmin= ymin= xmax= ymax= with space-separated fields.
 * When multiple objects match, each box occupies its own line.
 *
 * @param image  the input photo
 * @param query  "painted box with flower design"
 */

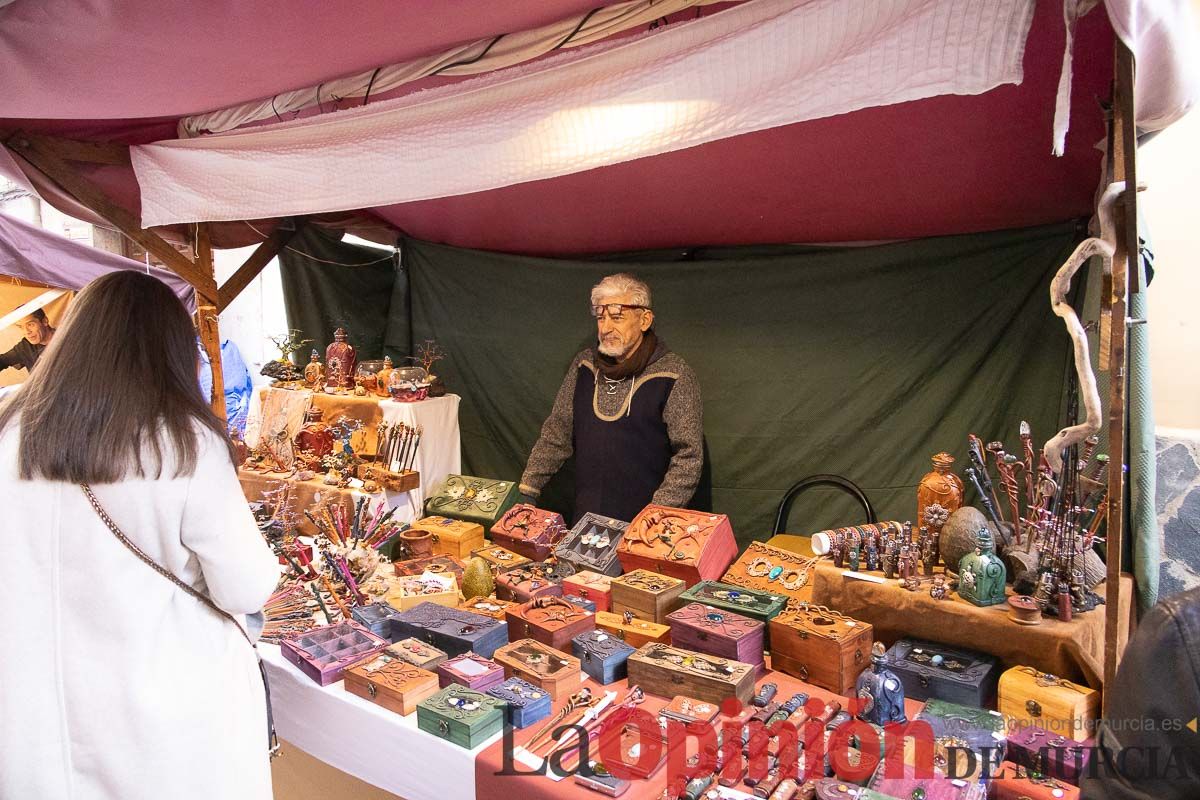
xmin=554 ymin=512 xmax=629 ymax=576
xmin=625 ymin=642 xmax=756 ymax=705
xmin=571 ymin=629 xmax=636 ymax=685
xmin=505 ymin=596 xmax=596 ymax=650
xmin=561 ymin=570 xmax=614 ymax=613
xmin=389 ymin=637 xmax=449 ymax=670
xmin=470 ymin=544 xmax=531 ymax=572
xmin=424 ymin=474 xmax=520 ymax=529
xmin=610 ymin=569 xmax=686 ymax=624
xmin=486 ymin=676 xmax=553 ymax=729
xmin=676 ymin=580 xmax=788 ymax=643
xmin=492 ymin=638 xmax=583 ymax=701
xmin=489 ymin=503 xmax=569 ymax=561
xmin=436 ymin=652 xmax=506 ymax=692
xmin=616 ymin=505 xmax=738 ymax=586
xmin=416 ymin=684 xmax=506 ymax=749
xmin=494 ymin=561 xmax=572 ymax=603
xmin=768 ymin=602 xmax=873 ymax=695
xmin=666 ymin=602 xmax=765 ymax=674
xmin=389 ymin=601 xmax=509 ymax=658
xmin=407 ymin=515 xmax=485 ymax=560
xmin=720 ymin=541 xmax=819 ymax=605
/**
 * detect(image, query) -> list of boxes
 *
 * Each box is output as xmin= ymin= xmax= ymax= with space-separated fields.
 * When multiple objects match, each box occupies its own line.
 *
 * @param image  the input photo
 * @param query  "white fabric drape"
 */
xmin=132 ymin=0 xmax=1036 ymax=229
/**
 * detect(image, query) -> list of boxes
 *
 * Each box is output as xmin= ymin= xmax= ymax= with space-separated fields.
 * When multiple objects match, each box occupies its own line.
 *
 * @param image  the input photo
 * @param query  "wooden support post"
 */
xmin=217 ymin=217 xmax=305 ymax=311
xmin=1101 ymin=39 xmax=1137 ymax=717
xmin=193 ymin=224 xmax=227 ymax=422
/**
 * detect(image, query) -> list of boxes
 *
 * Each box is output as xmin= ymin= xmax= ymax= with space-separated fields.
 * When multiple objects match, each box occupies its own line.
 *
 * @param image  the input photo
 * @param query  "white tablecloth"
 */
xmin=262 ymin=643 xmax=498 ymax=799
xmin=379 ymin=394 xmax=461 ymax=512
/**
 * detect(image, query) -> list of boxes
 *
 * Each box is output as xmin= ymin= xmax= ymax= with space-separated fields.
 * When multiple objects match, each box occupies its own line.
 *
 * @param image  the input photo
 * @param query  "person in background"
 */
xmin=0 ymin=307 xmax=55 ymax=374
xmin=198 ymin=337 xmax=255 ymax=436
xmin=520 ymin=273 xmax=703 ymax=523
xmin=0 ymin=271 xmax=280 ymax=800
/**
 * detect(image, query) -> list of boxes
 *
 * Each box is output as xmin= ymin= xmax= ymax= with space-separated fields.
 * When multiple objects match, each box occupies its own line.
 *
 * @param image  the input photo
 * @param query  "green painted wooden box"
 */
xmin=676 ymin=580 xmax=789 ymax=645
xmin=424 ymin=475 xmax=520 ymax=528
xmin=416 ymin=684 xmax=506 ymax=750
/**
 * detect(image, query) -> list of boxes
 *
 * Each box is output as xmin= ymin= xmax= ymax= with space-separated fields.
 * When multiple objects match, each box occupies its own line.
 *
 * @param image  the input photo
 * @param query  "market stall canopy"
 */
xmin=0 ymin=0 xmax=1195 ymax=255
xmin=0 ymin=211 xmax=196 ymax=312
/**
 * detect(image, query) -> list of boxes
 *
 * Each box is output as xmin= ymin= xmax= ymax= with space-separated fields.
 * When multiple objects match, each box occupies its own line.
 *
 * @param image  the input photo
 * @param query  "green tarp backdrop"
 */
xmin=282 ymin=222 xmax=1090 ymax=548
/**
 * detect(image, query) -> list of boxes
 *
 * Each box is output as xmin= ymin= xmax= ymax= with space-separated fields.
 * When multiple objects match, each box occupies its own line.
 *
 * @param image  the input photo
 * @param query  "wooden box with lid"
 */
xmin=489 ymin=503 xmax=569 ymax=562
xmin=677 ymin=580 xmax=788 ymax=645
xmin=343 ymin=648 xmax=440 ymax=715
xmin=997 ymin=665 xmax=1099 ymax=743
xmin=280 ymin=621 xmax=391 ymax=686
xmin=436 ymin=652 xmax=506 ymax=692
xmin=407 ymin=515 xmax=486 ymax=560
xmin=609 ymin=569 xmax=686 ymax=624
xmin=470 ymin=543 xmax=531 ymax=572
xmin=424 ymin=474 xmax=520 ymax=528
xmin=458 ymin=596 xmax=518 ymax=620
xmin=554 ymin=511 xmax=628 ymax=576
xmin=625 ymin=642 xmax=756 ymax=705
xmin=486 ymin=676 xmax=553 ymax=729
xmin=389 ymin=637 xmax=449 ymax=671
xmin=492 ymin=638 xmax=583 ymax=701
xmin=571 ymin=629 xmax=636 ymax=684
xmin=383 ymin=574 xmax=460 ymax=613
xmin=595 ymin=611 xmax=671 ymax=648
xmin=768 ymin=602 xmax=873 ymax=695
xmin=667 ymin=602 xmax=765 ymax=674
xmin=494 ymin=561 xmax=572 ymax=603
xmin=883 ymin=638 xmax=1001 ymax=707
xmin=505 ymin=596 xmax=596 ymax=650
xmin=392 ymin=554 xmax=466 ymax=582
xmin=616 ymin=505 xmax=739 ymax=585
xmin=416 ymin=685 xmax=505 ymax=750
xmin=561 ymin=570 xmax=614 ymax=613
xmin=388 ymin=602 xmax=508 ymax=658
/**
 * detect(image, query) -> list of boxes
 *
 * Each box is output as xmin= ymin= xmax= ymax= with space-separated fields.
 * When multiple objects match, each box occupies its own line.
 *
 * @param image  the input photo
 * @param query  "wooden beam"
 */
xmin=1102 ymin=38 xmax=1137 ymax=717
xmin=194 ymin=223 xmax=227 ymax=422
xmin=3 ymin=131 xmax=218 ymax=303
xmin=217 ymin=217 xmax=306 ymax=311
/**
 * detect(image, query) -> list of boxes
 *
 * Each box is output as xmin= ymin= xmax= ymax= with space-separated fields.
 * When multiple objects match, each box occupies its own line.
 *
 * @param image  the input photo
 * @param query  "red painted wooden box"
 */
xmin=489 ymin=504 xmax=569 ymax=562
xmin=505 ymin=595 xmax=596 ymax=650
xmin=616 ymin=505 xmax=738 ymax=586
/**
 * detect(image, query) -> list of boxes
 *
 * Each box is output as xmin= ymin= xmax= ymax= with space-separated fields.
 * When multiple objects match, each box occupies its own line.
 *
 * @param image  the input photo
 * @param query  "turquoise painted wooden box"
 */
xmin=416 ymin=684 xmax=506 ymax=750
xmin=676 ymin=580 xmax=788 ymax=645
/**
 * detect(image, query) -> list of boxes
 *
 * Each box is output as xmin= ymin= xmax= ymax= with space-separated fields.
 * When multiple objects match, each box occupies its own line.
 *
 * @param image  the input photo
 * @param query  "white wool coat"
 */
xmin=0 ymin=423 xmax=281 ymax=800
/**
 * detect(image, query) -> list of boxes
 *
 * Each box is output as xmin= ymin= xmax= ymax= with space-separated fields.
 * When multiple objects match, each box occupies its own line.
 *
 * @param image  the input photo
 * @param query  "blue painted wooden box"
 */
xmin=486 ymin=677 xmax=553 ymax=729
xmin=571 ymin=629 xmax=636 ymax=685
xmin=563 ymin=594 xmax=597 ymax=613
xmin=390 ymin=602 xmax=509 ymax=658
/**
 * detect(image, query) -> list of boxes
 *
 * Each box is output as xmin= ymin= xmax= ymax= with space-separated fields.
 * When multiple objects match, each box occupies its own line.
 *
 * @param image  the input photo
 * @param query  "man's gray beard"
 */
xmin=598 ymin=340 xmax=625 ymax=358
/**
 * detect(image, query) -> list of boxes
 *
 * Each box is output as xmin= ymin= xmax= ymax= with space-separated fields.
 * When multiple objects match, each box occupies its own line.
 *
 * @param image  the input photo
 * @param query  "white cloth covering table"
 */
xmin=379 ymin=394 xmax=461 ymax=512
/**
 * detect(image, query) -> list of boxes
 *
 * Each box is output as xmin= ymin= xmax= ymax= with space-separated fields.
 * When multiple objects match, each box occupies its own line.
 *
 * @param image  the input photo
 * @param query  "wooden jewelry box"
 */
xmin=909 ymin=698 xmax=1008 ymax=780
xmin=437 ymin=652 xmax=506 ymax=692
xmin=458 ymin=596 xmax=518 ymax=620
xmin=883 ymin=638 xmax=1002 ymax=707
xmin=408 ymin=515 xmax=486 ymax=560
xmin=617 ymin=505 xmax=739 ymax=585
xmin=658 ymin=695 xmax=721 ymax=726
xmin=425 ymin=474 xmax=520 ymax=528
xmin=390 ymin=637 xmax=449 ymax=670
xmin=561 ymin=570 xmax=614 ymax=613
xmin=471 ymin=544 xmax=531 ymax=572
xmin=666 ymin=602 xmax=766 ymax=674
xmin=505 ymin=595 xmax=596 ymax=649
xmin=721 ymin=541 xmax=819 ymax=605
xmin=677 ymin=580 xmax=788 ymax=641
xmin=489 ymin=503 xmax=569 ymax=562
xmin=416 ymin=684 xmax=506 ymax=750
xmin=350 ymin=602 xmax=403 ymax=640
xmin=555 ymin=512 xmax=629 ymax=576
xmin=610 ymin=569 xmax=686 ymax=624
xmin=864 ymin=763 xmax=987 ymax=800
xmin=563 ymin=594 xmax=596 ymax=612
xmin=494 ymin=561 xmax=572 ymax=603
xmin=1007 ymin=724 xmax=1094 ymax=785
xmin=343 ymin=649 xmax=440 ymax=715
xmin=492 ymin=638 xmax=583 ymax=700
xmin=625 ymin=642 xmax=756 ymax=705
xmin=595 ymin=611 xmax=671 ymax=648
xmin=997 ymin=665 xmax=1099 ymax=743
xmin=768 ymin=602 xmax=873 ymax=695
xmin=384 ymin=574 xmax=460 ymax=612
xmin=572 ymin=629 xmax=637 ymax=684
xmin=280 ymin=620 xmax=391 ymax=686
xmin=486 ymin=676 xmax=553 ymax=729
xmin=392 ymin=554 xmax=466 ymax=582
xmin=990 ymin=761 xmax=1080 ymax=800
xmin=389 ymin=601 xmax=509 ymax=658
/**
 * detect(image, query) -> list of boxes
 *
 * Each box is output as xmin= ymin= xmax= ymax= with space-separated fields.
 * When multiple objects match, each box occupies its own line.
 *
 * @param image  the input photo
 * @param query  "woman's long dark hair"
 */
xmin=0 ymin=270 xmax=234 ymax=482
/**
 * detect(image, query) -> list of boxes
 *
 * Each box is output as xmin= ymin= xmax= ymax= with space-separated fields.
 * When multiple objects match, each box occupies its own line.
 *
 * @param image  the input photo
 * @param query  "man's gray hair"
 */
xmin=590 ymin=273 xmax=651 ymax=309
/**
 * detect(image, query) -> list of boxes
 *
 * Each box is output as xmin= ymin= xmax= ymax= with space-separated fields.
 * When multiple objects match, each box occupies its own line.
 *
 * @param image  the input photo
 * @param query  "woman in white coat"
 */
xmin=0 ymin=271 xmax=281 ymax=800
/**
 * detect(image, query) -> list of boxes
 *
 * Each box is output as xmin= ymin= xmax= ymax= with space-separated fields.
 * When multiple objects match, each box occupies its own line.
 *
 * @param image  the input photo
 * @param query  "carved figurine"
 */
xmin=302 ymin=349 xmax=325 ymax=387
xmin=920 ymin=527 xmax=937 ymax=576
xmin=831 ymin=531 xmax=846 ymax=569
xmin=374 ymin=355 xmax=395 ymax=398
xmin=929 ymin=575 xmax=948 ymax=600
xmin=847 ymin=541 xmax=860 ymax=572
xmin=854 ymin=642 xmax=907 ymax=725
xmin=917 ymin=453 xmax=964 ymax=536
xmin=957 ymin=528 xmax=1008 ymax=607
xmin=325 ymin=357 xmax=344 ymax=392
xmin=897 ymin=543 xmax=916 ymax=582
xmin=882 ymin=538 xmax=898 ymax=580
xmin=865 ymin=539 xmax=880 ymax=572
xmin=294 ymin=407 xmax=334 ymax=470
xmin=325 ymin=327 xmax=357 ymax=388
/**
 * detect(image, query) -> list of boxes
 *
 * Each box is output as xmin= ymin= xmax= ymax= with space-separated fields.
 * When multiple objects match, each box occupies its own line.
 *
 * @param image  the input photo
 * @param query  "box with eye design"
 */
xmin=388 ymin=601 xmax=508 ymax=659
xmin=555 ymin=512 xmax=629 ymax=576
xmin=616 ymin=505 xmax=738 ymax=586
xmin=424 ymin=474 xmax=520 ymax=529
xmin=571 ymin=629 xmax=637 ymax=685
xmin=492 ymin=638 xmax=583 ymax=701
xmin=416 ymin=684 xmax=506 ymax=750
xmin=666 ymin=602 xmax=766 ymax=675
xmin=505 ymin=595 xmax=596 ymax=651
xmin=594 ymin=611 xmax=671 ymax=649
xmin=609 ymin=569 xmax=686 ymax=624
xmin=486 ymin=676 xmax=553 ymax=729
xmin=489 ymin=504 xmax=569 ymax=562
xmin=458 ymin=596 xmax=518 ymax=620
xmin=561 ymin=570 xmax=614 ymax=613
xmin=436 ymin=652 xmax=506 ymax=692
xmin=494 ymin=561 xmax=573 ymax=603
xmin=721 ymin=541 xmax=821 ymax=605
xmin=470 ymin=544 xmax=531 ymax=572
xmin=677 ymin=581 xmax=789 ymax=630
xmin=625 ymin=642 xmax=756 ymax=705
xmin=343 ymin=649 xmax=440 ymax=716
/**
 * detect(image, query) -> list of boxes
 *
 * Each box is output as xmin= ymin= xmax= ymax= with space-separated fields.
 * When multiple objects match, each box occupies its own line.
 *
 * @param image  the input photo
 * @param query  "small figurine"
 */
xmin=302 ymin=349 xmax=324 ymax=387
xmin=325 ymin=357 xmax=344 ymax=392
xmin=325 ymin=327 xmax=357 ymax=388
xmin=854 ymin=642 xmax=907 ymax=725
xmin=920 ymin=527 xmax=937 ymax=576
xmin=897 ymin=543 xmax=916 ymax=582
xmin=847 ymin=541 xmax=861 ymax=572
xmin=957 ymin=527 xmax=1008 ymax=607
xmin=882 ymin=538 xmax=898 ymax=579
xmin=831 ymin=531 xmax=846 ymax=569
xmin=865 ymin=539 xmax=880 ymax=572
xmin=929 ymin=575 xmax=948 ymax=600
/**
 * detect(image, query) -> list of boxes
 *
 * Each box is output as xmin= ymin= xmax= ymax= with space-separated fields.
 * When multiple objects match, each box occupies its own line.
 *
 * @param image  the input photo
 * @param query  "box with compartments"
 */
xmin=768 ymin=602 xmax=873 ymax=695
xmin=343 ymin=649 xmax=440 ymax=716
xmin=609 ymin=569 xmax=686 ymax=624
xmin=388 ymin=602 xmax=508 ymax=658
xmin=416 ymin=684 xmax=505 ymax=750
xmin=504 ymin=595 xmax=596 ymax=650
xmin=280 ymin=621 xmax=391 ymax=686
xmin=489 ymin=503 xmax=569 ymax=562
xmin=492 ymin=638 xmax=582 ymax=701
xmin=625 ymin=642 xmax=756 ymax=705
xmin=666 ymin=602 xmax=765 ymax=674
xmin=617 ymin=505 xmax=739 ymax=585
xmin=571 ymin=629 xmax=637 ymax=685
xmin=561 ymin=570 xmax=614 ymax=613
xmin=554 ymin=512 xmax=628 ymax=576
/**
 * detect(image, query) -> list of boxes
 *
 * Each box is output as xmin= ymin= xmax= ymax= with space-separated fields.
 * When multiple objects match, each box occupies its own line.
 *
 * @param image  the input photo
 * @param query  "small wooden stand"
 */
xmin=356 ymin=462 xmax=420 ymax=493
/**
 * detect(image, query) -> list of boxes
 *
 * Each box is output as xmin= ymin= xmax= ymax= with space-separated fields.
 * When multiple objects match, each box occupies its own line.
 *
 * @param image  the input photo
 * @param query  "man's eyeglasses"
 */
xmin=592 ymin=303 xmax=649 ymax=321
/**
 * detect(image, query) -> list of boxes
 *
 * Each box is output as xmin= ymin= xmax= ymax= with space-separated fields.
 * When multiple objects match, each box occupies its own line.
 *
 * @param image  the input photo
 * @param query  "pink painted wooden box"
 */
xmin=665 ymin=602 xmax=765 ymax=674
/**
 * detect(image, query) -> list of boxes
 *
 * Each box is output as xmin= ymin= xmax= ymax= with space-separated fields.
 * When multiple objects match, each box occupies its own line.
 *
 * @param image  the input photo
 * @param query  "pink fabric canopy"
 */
xmin=0 ymin=212 xmax=196 ymax=312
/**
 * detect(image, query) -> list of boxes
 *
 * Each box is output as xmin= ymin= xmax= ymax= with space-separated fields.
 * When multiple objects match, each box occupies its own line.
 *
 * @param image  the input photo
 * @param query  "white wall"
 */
xmin=212 ymin=247 xmax=288 ymax=387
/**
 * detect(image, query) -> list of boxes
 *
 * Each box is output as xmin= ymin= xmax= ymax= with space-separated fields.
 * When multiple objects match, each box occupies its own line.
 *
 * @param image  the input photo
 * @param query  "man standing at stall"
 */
xmin=520 ymin=273 xmax=703 ymax=523
xmin=0 ymin=308 xmax=55 ymax=375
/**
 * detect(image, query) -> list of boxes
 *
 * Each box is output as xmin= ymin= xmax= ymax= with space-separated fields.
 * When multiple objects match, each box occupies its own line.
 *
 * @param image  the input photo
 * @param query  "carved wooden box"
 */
xmin=458 ymin=596 xmax=518 ymax=620
xmin=389 ymin=601 xmax=508 ymax=658
xmin=561 ymin=570 xmax=613 ymax=613
xmin=350 ymin=602 xmax=402 ymax=640
xmin=989 ymin=761 xmax=1079 ymax=800
xmin=571 ymin=629 xmax=636 ymax=684
xmin=768 ymin=602 xmax=873 ymax=695
xmin=470 ymin=544 xmax=531 ymax=572
xmin=280 ymin=620 xmax=391 ymax=686
xmin=416 ymin=685 xmax=505 ymax=750
xmin=343 ymin=649 xmax=440 ymax=715
xmin=626 ymin=642 xmax=756 ymax=705
xmin=1006 ymin=724 xmax=1094 ymax=785
xmin=437 ymin=652 xmax=506 ymax=692
xmin=486 ymin=676 xmax=553 ymax=729
xmin=425 ymin=474 xmax=520 ymax=528
xmin=383 ymin=574 xmax=460 ymax=612
xmin=493 ymin=561 xmax=572 ymax=603
xmin=392 ymin=554 xmax=466 ymax=582
xmin=389 ymin=637 xmax=449 ymax=671
xmin=408 ymin=515 xmax=485 ymax=560
xmin=563 ymin=594 xmax=596 ymax=613
xmin=609 ymin=569 xmax=686 ymax=624
xmin=489 ymin=503 xmax=569 ymax=562
xmin=658 ymin=695 xmax=720 ymax=726
xmin=677 ymin=580 xmax=788 ymax=645
xmin=666 ymin=602 xmax=765 ymax=674
xmin=505 ymin=596 xmax=596 ymax=650
xmin=721 ymin=541 xmax=820 ymax=605
xmin=595 ymin=611 xmax=671 ymax=648
xmin=864 ymin=763 xmax=987 ymax=800
xmin=997 ymin=665 xmax=1099 ymax=743
xmin=908 ymin=698 xmax=1008 ymax=781
xmin=883 ymin=638 xmax=1001 ymax=707
xmin=492 ymin=638 xmax=583 ymax=701
xmin=554 ymin=511 xmax=628 ymax=576
xmin=617 ymin=505 xmax=739 ymax=585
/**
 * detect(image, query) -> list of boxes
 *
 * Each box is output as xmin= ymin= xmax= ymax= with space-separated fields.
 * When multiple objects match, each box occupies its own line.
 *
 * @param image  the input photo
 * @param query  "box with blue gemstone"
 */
xmin=486 ymin=676 xmax=553 ymax=728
